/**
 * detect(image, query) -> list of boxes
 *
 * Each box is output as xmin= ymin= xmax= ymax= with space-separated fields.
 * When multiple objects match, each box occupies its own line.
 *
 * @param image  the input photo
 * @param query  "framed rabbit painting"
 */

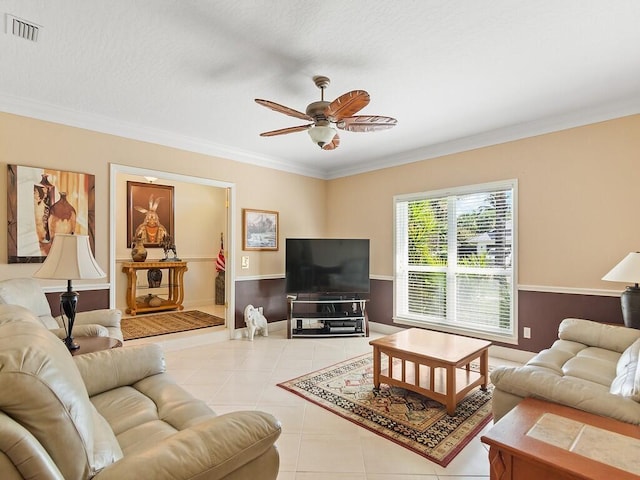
xmin=127 ymin=181 xmax=174 ymax=247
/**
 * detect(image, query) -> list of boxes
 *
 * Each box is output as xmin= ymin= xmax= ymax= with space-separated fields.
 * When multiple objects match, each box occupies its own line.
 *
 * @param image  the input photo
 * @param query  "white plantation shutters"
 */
xmin=394 ymin=180 xmax=517 ymax=341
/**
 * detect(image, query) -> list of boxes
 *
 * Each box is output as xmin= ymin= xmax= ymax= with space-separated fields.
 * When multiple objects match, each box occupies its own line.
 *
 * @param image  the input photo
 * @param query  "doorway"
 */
xmin=109 ymin=164 xmax=236 ymax=338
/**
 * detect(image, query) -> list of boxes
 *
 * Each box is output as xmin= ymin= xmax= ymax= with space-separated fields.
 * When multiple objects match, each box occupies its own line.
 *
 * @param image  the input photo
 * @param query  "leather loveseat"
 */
xmin=491 ymin=318 xmax=640 ymax=424
xmin=0 ymin=277 xmax=122 ymax=341
xmin=0 ymin=304 xmax=281 ymax=479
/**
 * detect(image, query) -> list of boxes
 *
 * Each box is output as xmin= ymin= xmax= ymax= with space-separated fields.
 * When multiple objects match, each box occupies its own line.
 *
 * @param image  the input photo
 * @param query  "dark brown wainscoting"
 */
xmin=368 ymin=279 xmax=624 ymax=351
xmin=517 ymin=290 xmax=622 ymax=352
xmin=234 ymin=278 xmax=624 ymax=352
xmin=45 ymin=288 xmax=110 ymax=316
xmin=368 ymin=280 xmax=624 ymax=351
xmin=234 ymin=278 xmax=288 ymax=329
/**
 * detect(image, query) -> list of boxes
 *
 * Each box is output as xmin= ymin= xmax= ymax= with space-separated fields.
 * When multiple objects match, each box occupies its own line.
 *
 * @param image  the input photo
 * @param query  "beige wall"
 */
xmin=2 ymin=111 xmax=639 ymax=297
xmin=327 ymin=115 xmax=640 ymax=290
xmin=0 ymin=113 xmax=326 ymax=291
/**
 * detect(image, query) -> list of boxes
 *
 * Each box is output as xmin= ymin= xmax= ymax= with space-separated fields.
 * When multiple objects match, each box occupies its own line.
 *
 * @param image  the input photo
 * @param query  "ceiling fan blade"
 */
xmin=255 ymin=99 xmax=313 ymax=121
xmin=336 ymin=115 xmax=398 ymax=132
xmin=259 ymin=124 xmax=313 ymax=137
xmin=322 ymin=132 xmax=340 ymax=151
xmin=325 ymin=90 xmax=370 ymax=121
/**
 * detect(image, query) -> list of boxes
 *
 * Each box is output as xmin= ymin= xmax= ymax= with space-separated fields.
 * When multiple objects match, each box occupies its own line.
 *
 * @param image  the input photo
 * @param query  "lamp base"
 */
xmin=621 ymin=286 xmax=640 ymax=329
xmin=64 ymin=337 xmax=80 ymax=350
xmin=60 ymin=287 xmax=80 ymax=351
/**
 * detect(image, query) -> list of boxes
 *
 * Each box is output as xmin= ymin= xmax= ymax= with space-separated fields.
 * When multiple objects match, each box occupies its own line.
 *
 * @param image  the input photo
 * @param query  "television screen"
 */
xmin=286 ymin=238 xmax=370 ymax=295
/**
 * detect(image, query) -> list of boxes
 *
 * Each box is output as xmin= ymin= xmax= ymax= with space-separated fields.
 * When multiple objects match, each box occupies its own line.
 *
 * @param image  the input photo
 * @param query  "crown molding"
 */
xmin=327 ymin=98 xmax=640 ymax=179
xmin=2 ymin=92 xmax=639 ymax=180
xmin=0 ymin=93 xmax=326 ymax=179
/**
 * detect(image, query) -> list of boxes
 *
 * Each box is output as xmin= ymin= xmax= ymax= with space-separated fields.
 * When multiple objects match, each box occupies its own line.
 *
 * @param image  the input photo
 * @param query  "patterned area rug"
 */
xmin=122 ymin=310 xmax=225 ymax=340
xmin=278 ymin=353 xmax=493 ymax=466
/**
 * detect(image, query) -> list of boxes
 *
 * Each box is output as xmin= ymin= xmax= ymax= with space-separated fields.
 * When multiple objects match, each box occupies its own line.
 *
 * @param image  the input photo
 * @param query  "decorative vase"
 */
xmin=131 ymin=236 xmax=147 ymax=262
xmin=34 ymin=174 xmax=55 ymax=245
xmin=48 ymin=191 xmax=77 ymax=239
xmin=147 ymin=268 xmax=162 ymax=288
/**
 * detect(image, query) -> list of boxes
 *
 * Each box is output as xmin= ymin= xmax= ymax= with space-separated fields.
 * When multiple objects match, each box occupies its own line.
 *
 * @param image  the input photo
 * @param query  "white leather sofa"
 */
xmin=0 ymin=304 xmax=281 ymax=479
xmin=0 ymin=277 xmax=122 ymax=342
xmin=491 ymin=318 xmax=640 ymax=424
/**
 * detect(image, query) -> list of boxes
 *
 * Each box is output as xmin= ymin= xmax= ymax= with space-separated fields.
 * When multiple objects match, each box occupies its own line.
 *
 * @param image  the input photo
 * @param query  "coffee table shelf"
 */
xmin=381 ymin=359 xmax=484 ymax=399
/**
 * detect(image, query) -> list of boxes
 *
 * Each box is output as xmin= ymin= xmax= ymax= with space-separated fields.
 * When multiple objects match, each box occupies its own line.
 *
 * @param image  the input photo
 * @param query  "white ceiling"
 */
xmin=2 ymin=1 xmax=640 ymax=179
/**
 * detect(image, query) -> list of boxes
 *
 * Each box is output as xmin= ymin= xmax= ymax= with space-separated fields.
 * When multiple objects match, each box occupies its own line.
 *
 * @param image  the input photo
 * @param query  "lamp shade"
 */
xmin=602 ymin=252 xmax=640 ymax=284
xmin=308 ymin=125 xmax=337 ymax=147
xmin=34 ymin=234 xmax=106 ymax=280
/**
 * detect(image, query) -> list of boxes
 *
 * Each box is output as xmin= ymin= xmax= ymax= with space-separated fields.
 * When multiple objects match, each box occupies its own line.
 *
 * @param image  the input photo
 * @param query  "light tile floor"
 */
xmin=124 ymin=308 xmax=520 ymax=480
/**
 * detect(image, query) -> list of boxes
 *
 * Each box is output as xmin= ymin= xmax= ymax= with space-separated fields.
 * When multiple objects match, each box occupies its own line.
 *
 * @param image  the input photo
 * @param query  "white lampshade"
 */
xmin=602 ymin=252 xmax=640 ymax=284
xmin=308 ymin=125 xmax=337 ymax=147
xmin=34 ymin=234 xmax=105 ymax=280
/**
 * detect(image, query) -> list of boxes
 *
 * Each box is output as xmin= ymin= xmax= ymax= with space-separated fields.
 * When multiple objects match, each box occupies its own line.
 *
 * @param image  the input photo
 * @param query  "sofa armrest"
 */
xmin=92 ymin=411 xmax=281 ymax=480
xmin=74 ymin=344 xmax=165 ymax=396
xmin=491 ymin=365 xmax=640 ymax=424
xmin=76 ymin=309 xmax=121 ymax=329
xmin=50 ymin=324 xmax=109 ymax=339
xmin=0 ymin=411 xmax=65 ymax=480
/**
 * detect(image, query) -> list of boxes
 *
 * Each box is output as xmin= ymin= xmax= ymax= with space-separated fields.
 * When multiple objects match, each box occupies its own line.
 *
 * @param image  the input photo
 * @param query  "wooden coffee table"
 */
xmin=369 ymin=328 xmax=491 ymax=415
xmin=70 ymin=336 xmax=123 ymax=356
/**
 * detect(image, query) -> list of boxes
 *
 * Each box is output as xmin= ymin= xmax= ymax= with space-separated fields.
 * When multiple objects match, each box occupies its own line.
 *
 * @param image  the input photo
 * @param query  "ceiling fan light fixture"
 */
xmin=308 ymin=125 xmax=336 ymax=148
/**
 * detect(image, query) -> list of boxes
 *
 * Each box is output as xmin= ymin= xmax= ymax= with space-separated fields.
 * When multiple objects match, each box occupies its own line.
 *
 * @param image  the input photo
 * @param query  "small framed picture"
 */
xmin=127 ymin=181 xmax=174 ymax=247
xmin=243 ymin=209 xmax=279 ymax=251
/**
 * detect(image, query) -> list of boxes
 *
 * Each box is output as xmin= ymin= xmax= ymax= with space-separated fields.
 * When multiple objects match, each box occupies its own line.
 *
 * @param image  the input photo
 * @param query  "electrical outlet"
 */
xmin=523 ymin=327 xmax=531 ymax=339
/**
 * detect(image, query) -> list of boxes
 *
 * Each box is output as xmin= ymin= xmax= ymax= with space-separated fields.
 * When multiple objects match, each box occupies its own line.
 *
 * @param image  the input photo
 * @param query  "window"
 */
xmin=394 ymin=180 xmax=517 ymax=342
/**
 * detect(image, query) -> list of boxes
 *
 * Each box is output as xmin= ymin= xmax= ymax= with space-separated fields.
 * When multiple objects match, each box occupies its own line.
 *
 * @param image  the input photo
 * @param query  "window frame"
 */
xmin=393 ymin=179 xmax=518 ymax=344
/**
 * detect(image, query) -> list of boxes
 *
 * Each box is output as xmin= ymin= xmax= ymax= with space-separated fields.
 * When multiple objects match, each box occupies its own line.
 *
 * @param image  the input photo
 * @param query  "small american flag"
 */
xmin=216 ymin=233 xmax=225 ymax=272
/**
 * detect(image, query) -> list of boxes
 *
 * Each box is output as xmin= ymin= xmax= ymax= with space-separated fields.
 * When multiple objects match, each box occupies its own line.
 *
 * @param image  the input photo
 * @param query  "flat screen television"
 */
xmin=285 ymin=238 xmax=370 ymax=295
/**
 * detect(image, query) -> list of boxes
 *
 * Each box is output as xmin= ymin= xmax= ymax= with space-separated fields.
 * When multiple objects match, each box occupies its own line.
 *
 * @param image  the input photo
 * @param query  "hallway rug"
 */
xmin=277 ymin=353 xmax=493 ymax=467
xmin=122 ymin=310 xmax=225 ymax=340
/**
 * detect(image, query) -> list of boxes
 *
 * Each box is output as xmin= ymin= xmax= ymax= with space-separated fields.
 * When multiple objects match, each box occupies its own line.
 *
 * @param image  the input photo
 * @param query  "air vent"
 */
xmin=6 ymin=14 xmax=40 ymax=42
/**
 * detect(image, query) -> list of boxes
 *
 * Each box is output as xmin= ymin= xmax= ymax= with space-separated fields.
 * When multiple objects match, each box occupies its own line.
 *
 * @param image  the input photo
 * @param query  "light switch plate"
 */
xmin=241 ymin=256 xmax=249 ymax=269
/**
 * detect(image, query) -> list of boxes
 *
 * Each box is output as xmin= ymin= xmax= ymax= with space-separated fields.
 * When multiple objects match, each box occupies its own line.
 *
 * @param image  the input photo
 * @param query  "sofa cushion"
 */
xmin=527 ymin=347 xmax=578 ymax=374
xmin=91 ymin=375 xmax=217 ymax=455
xmin=0 ymin=321 xmax=122 ymax=479
xmin=610 ymin=338 xmax=640 ymax=401
xmin=562 ymin=350 xmax=618 ymax=387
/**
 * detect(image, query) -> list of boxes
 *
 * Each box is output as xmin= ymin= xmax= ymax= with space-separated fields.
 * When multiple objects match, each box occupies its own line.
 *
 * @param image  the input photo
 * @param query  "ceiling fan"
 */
xmin=255 ymin=76 xmax=397 ymax=150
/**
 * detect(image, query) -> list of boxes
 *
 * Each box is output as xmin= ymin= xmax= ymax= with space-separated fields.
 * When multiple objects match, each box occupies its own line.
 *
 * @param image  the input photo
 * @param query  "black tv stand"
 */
xmin=287 ymin=295 xmax=369 ymax=338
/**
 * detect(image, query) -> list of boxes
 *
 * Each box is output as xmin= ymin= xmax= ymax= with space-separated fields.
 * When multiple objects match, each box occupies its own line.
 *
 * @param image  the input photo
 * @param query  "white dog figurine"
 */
xmin=244 ymin=304 xmax=268 ymax=341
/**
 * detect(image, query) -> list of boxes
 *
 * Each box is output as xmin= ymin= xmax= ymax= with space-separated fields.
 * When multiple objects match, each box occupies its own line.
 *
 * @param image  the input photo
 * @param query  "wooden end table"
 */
xmin=481 ymin=398 xmax=640 ymax=480
xmin=70 ymin=336 xmax=123 ymax=356
xmin=369 ymin=328 xmax=491 ymax=415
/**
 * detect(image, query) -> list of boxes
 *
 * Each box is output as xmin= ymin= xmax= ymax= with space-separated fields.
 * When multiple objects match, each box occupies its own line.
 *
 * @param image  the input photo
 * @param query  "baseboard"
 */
xmin=489 ymin=345 xmax=535 ymax=364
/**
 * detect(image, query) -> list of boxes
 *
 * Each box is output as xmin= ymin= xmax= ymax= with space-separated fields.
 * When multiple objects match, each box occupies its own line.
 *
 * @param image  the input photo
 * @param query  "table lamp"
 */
xmin=602 ymin=252 xmax=640 ymax=329
xmin=33 ymin=234 xmax=106 ymax=350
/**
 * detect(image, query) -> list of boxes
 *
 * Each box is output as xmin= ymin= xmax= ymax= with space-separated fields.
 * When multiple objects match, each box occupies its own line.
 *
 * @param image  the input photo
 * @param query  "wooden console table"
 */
xmin=481 ymin=398 xmax=640 ymax=479
xmin=122 ymin=261 xmax=188 ymax=315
